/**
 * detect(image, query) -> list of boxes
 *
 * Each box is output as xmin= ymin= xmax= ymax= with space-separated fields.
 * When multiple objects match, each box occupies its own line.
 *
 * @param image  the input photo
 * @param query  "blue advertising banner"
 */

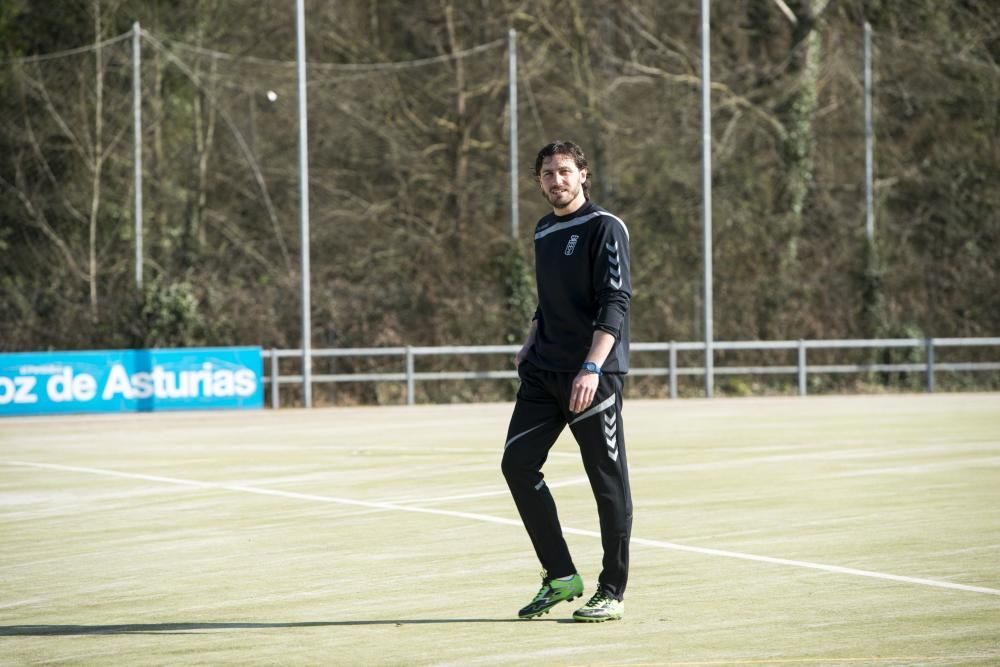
xmin=0 ymin=347 xmax=263 ymax=416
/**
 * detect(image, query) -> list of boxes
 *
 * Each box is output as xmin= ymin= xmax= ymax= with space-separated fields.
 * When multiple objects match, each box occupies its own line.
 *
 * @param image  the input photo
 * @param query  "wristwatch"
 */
xmin=581 ymin=361 xmax=603 ymax=376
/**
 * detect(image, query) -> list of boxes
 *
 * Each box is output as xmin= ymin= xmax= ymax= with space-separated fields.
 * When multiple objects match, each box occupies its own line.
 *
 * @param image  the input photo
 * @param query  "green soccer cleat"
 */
xmin=517 ymin=572 xmax=584 ymax=619
xmin=572 ymin=590 xmax=625 ymax=622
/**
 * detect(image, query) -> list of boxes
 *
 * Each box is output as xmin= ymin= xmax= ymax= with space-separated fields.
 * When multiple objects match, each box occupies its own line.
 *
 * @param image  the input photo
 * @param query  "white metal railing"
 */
xmin=261 ymin=337 xmax=1000 ymax=408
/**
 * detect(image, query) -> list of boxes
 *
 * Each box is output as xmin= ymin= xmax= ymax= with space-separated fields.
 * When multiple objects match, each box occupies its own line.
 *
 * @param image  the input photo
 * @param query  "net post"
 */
xmin=508 ymin=28 xmax=519 ymax=239
xmin=295 ymin=0 xmax=313 ymax=409
xmin=700 ymin=0 xmax=714 ymax=398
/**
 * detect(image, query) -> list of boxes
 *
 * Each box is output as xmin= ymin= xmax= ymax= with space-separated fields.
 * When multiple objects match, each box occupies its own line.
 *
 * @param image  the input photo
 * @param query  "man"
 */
xmin=502 ymin=140 xmax=633 ymax=623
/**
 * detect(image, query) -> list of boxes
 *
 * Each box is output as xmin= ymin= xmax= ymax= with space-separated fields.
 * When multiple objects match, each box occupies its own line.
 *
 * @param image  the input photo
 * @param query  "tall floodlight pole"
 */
xmin=700 ymin=0 xmax=714 ymax=397
xmin=132 ymin=21 xmax=143 ymax=290
xmin=508 ymin=29 xmax=519 ymax=239
xmin=864 ymin=21 xmax=874 ymax=242
xmin=295 ymin=0 xmax=313 ymax=408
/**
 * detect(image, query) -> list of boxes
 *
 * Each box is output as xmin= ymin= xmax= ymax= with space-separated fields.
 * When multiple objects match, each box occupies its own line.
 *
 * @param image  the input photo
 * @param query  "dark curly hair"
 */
xmin=533 ymin=140 xmax=592 ymax=200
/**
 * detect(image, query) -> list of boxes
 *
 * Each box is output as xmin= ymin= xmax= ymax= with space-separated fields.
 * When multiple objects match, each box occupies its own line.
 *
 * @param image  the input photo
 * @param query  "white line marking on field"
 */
xmin=636 ymin=442 xmax=1000 ymax=475
xmin=572 ymin=657 xmax=1000 ymax=666
xmin=385 ymin=476 xmax=590 ymax=505
xmin=6 ymin=460 xmax=1000 ymax=598
xmin=825 ymin=456 xmax=1000 ymax=478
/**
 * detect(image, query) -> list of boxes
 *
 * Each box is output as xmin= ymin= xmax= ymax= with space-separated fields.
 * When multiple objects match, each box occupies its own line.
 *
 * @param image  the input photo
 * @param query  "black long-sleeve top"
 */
xmin=525 ymin=200 xmax=632 ymax=374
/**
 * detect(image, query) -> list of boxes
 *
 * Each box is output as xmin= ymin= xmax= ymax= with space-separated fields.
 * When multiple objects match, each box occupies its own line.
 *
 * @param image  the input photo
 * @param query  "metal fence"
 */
xmin=262 ymin=337 xmax=1000 ymax=408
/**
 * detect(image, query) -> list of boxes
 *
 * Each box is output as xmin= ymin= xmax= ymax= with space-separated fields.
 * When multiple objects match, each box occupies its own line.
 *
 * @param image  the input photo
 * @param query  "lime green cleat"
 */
xmin=572 ymin=590 xmax=625 ymax=622
xmin=518 ymin=572 xmax=584 ymax=619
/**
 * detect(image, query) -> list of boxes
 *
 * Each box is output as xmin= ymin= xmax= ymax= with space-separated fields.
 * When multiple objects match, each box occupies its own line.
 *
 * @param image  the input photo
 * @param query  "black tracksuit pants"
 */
xmin=501 ymin=360 xmax=633 ymax=601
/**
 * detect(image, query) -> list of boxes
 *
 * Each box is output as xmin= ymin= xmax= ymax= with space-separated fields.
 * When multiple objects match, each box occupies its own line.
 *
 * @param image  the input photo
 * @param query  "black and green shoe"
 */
xmin=572 ymin=590 xmax=625 ymax=622
xmin=517 ymin=572 xmax=584 ymax=619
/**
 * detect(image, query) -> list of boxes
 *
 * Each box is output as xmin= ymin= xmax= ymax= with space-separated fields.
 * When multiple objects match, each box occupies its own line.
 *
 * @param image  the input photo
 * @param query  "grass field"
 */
xmin=2 ymin=393 xmax=999 ymax=666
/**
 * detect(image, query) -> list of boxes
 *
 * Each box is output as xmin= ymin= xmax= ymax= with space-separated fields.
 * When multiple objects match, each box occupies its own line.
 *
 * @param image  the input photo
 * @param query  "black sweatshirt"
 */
xmin=525 ymin=200 xmax=632 ymax=374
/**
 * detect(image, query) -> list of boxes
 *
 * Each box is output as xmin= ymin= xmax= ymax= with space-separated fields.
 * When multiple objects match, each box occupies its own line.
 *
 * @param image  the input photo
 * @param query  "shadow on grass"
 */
xmin=1 ymin=618 xmax=572 ymax=635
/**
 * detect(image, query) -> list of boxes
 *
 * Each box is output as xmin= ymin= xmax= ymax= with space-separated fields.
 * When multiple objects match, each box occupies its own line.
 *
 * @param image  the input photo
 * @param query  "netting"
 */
xmin=141 ymin=28 xmax=514 ymax=404
xmin=1 ymin=33 xmax=135 ymax=338
xmin=2 ymin=6 xmax=997 ymax=402
xmin=872 ymin=31 xmax=1000 ymax=340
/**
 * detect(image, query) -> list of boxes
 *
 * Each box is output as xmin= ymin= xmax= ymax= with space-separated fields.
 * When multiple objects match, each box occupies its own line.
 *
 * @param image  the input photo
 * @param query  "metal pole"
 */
xmin=295 ymin=0 xmax=313 ymax=408
xmin=132 ymin=22 xmax=143 ymax=291
xmin=864 ymin=21 xmax=874 ymax=242
xmin=508 ymin=29 xmax=519 ymax=239
xmin=668 ymin=341 xmax=677 ymax=399
xmin=925 ymin=338 xmax=935 ymax=393
xmin=270 ymin=348 xmax=280 ymax=409
xmin=701 ymin=0 xmax=714 ymax=398
xmin=798 ymin=339 xmax=807 ymax=396
xmin=405 ymin=347 xmax=415 ymax=406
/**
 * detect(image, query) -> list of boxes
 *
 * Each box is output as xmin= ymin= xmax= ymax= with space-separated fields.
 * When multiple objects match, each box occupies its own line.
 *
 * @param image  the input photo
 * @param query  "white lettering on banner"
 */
xmin=102 ymin=364 xmax=134 ymax=400
xmin=0 ymin=376 xmax=39 ymax=405
xmin=213 ymin=369 xmax=234 ymax=396
xmin=234 ymin=369 xmax=256 ymax=397
xmin=100 ymin=362 xmax=258 ymax=401
xmin=46 ymin=368 xmax=98 ymax=402
xmin=47 ymin=368 xmax=73 ymax=402
xmin=74 ymin=373 xmax=96 ymax=401
xmin=165 ymin=371 xmax=187 ymax=399
xmin=152 ymin=367 xmax=170 ymax=398
xmin=19 ymin=377 xmax=38 ymax=403
xmin=132 ymin=372 xmax=154 ymax=399
xmin=18 ymin=364 xmax=62 ymax=374
xmin=196 ymin=363 xmax=213 ymax=397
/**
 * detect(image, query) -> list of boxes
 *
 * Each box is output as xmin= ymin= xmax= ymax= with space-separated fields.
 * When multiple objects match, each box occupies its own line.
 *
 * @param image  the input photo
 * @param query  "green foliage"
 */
xmin=498 ymin=243 xmax=536 ymax=343
xmin=130 ymin=279 xmax=204 ymax=348
xmin=0 ymin=1 xmax=21 ymax=51
xmin=860 ymin=237 xmax=886 ymax=339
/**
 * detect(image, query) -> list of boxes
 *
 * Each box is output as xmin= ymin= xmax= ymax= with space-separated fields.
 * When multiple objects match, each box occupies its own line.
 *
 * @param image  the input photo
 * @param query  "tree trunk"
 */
xmin=569 ymin=0 xmax=608 ymax=201
xmin=757 ymin=0 xmax=828 ymax=337
xmin=443 ymin=0 xmax=470 ymax=245
xmin=780 ymin=0 xmax=827 ymax=262
xmin=187 ymin=53 xmax=217 ymax=261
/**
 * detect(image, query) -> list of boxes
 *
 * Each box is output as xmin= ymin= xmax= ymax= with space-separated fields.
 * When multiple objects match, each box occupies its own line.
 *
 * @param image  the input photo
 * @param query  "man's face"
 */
xmin=538 ymin=154 xmax=587 ymax=212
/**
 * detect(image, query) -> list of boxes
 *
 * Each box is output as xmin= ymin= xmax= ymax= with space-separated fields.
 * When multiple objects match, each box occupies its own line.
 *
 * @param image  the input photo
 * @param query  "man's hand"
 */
xmin=569 ymin=370 xmax=599 ymax=413
xmin=515 ymin=345 xmax=530 ymax=367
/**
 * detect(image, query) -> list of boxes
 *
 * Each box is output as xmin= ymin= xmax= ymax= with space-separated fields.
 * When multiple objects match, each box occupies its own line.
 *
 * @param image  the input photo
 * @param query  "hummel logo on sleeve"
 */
xmin=604 ymin=411 xmax=619 ymax=461
xmin=606 ymin=241 xmax=622 ymax=289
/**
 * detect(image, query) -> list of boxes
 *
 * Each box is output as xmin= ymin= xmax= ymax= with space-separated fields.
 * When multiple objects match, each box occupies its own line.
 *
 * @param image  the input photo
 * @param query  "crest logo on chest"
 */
xmin=564 ymin=234 xmax=580 ymax=256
